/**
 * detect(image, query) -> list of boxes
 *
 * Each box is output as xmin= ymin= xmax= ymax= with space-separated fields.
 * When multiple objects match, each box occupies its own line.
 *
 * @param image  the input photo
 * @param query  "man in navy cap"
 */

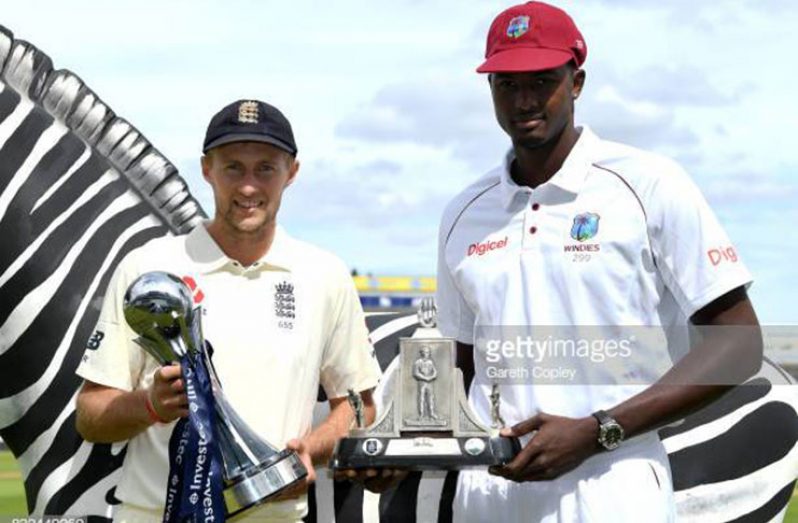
xmin=436 ymin=2 xmax=762 ymax=521
xmin=75 ymin=99 xmax=381 ymax=522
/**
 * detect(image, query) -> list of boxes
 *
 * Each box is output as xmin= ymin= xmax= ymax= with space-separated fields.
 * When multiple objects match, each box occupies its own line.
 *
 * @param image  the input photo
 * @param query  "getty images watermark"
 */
xmin=473 ymin=325 xmax=797 ymax=386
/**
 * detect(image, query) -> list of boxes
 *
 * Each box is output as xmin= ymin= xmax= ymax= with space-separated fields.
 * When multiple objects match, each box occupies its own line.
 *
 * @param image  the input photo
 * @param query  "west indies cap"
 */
xmin=477 ymin=2 xmax=587 ymax=73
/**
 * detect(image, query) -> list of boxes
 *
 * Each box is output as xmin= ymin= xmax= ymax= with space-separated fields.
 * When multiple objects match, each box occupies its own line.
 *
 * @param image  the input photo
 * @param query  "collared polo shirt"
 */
xmin=436 ymin=126 xmax=752 ymax=422
xmin=77 ymin=222 xmax=380 ymax=520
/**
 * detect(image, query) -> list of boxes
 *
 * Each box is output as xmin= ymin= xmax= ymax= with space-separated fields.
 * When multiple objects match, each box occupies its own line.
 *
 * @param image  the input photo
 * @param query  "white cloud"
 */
xmin=335 ymin=76 xmax=508 ymax=172
xmin=1 ymin=0 xmax=795 ymax=319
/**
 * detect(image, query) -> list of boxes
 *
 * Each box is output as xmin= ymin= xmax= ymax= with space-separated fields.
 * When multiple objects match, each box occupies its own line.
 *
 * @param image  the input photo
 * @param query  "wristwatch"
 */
xmin=592 ymin=410 xmax=625 ymax=450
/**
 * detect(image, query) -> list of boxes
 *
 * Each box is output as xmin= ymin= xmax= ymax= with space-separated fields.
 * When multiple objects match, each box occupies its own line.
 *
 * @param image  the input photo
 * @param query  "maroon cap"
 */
xmin=477 ymin=2 xmax=587 ymax=73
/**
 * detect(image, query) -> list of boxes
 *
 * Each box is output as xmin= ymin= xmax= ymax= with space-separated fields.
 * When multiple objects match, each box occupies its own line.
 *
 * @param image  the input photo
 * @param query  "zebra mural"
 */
xmin=0 ymin=24 xmax=796 ymax=523
xmin=0 ymin=25 xmax=204 ymax=517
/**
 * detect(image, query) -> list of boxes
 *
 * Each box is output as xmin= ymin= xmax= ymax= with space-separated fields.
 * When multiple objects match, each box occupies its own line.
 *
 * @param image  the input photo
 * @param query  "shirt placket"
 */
xmin=521 ymin=187 xmax=546 ymax=250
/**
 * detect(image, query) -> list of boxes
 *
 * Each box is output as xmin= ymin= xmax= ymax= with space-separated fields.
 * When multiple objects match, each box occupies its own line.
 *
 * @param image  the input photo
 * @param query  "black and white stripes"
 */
xmin=0 ymin=25 xmax=204 ymax=516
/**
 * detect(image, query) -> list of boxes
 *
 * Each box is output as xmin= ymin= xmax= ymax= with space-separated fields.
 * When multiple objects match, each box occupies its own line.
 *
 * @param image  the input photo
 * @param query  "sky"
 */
xmin=2 ymin=0 xmax=796 ymax=323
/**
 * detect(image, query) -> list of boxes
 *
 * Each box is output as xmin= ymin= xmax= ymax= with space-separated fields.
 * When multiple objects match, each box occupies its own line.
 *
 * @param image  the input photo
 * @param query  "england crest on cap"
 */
xmin=238 ymin=101 xmax=259 ymax=124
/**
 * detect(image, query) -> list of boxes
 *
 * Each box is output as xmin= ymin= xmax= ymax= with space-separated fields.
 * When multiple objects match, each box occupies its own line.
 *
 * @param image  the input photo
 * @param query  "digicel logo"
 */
xmin=707 ymin=246 xmax=738 ymax=266
xmin=467 ymin=236 xmax=509 ymax=256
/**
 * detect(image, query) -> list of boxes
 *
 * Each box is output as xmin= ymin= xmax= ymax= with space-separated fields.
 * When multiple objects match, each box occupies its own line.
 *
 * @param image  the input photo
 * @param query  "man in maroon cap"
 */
xmin=435 ymin=2 xmax=762 ymax=521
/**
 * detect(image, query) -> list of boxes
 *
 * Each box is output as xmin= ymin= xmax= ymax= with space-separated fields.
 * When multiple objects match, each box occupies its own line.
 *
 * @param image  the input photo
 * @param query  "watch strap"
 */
xmin=592 ymin=409 xmax=613 ymax=426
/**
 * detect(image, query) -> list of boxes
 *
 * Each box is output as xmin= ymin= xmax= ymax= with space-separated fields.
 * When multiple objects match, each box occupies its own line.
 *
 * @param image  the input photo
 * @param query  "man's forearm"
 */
xmin=609 ymin=332 xmax=762 ymax=438
xmin=609 ymin=290 xmax=762 ymax=439
xmin=76 ymin=384 xmax=155 ymax=443
xmin=304 ymin=391 xmax=376 ymax=465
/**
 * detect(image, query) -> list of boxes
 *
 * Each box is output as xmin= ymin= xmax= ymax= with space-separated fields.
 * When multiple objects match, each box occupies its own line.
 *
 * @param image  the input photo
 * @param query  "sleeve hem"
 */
xmin=681 ymin=275 xmax=753 ymax=319
xmin=324 ymin=375 xmax=380 ymax=401
xmin=75 ymin=363 xmax=133 ymax=392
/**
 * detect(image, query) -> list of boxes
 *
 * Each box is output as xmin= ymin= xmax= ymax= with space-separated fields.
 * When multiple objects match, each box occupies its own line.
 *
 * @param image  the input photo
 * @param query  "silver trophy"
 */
xmin=331 ymin=337 xmax=519 ymax=470
xmin=123 ymin=271 xmax=307 ymax=519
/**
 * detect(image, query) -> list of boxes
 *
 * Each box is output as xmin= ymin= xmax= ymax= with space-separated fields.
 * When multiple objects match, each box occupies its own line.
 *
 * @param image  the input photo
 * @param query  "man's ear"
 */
xmin=572 ymin=69 xmax=586 ymax=100
xmin=285 ymin=158 xmax=300 ymax=187
xmin=200 ymin=154 xmax=212 ymax=182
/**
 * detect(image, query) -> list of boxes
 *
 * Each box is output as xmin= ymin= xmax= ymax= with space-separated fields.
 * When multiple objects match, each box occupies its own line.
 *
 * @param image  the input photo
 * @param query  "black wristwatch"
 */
xmin=592 ymin=410 xmax=625 ymax=450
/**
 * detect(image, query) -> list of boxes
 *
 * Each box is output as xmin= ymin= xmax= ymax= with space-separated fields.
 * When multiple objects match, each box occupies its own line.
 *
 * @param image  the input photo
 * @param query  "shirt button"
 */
xmin=529 ymin=226 xmax=537 ymax=234
xmin=532 ymin=203 xmax=540 ymax=211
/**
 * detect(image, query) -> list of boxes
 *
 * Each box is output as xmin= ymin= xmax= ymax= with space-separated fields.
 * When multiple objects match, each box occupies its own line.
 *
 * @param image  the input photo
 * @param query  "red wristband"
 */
xmin=145 ymin=394 xmax=167 ymax=424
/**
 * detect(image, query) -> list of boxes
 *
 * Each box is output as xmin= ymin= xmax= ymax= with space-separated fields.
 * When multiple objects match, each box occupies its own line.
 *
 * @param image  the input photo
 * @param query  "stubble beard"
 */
xmin=512 ymin=116 xmax=571 ymax=154
xmin=222 ymin=206 xmax=275 ymax=238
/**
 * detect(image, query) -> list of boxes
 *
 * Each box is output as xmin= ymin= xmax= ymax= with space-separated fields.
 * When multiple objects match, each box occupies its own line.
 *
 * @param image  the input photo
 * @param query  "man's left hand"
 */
xmin=269 ymin=438 xmax=317 ymax=501
xmin=489 ymin=412 xmax=599 ymax=482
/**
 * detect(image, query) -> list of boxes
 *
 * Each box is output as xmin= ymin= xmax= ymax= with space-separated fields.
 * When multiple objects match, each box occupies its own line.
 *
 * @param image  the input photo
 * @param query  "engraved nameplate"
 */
xmin=386 ymin=437 xmax=462 ymax=456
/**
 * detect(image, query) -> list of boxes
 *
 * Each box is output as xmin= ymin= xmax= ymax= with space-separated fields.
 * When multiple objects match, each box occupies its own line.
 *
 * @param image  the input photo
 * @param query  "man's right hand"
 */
xmin=148 ymin=363 xmax=189 ymax=422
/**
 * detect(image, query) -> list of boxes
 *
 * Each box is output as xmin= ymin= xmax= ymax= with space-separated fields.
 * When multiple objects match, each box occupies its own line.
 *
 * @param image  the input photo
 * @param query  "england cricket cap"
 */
xmin=203 ymin=99 xmax=298 ymax=155
xmin=477 ymin=2 xmax=587 ymax=73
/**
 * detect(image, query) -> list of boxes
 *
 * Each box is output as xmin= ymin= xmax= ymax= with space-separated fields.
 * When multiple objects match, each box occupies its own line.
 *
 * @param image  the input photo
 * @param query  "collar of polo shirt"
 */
xmin=499 ymin=126 xmax=598 ymax=210
xmin=186 ymin=221 xmax=293 ymax=273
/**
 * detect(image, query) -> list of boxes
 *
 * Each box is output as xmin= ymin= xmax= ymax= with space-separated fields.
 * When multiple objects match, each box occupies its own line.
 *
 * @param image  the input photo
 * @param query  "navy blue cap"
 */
xmin=202 ymin=99 xmax=297 ymax=155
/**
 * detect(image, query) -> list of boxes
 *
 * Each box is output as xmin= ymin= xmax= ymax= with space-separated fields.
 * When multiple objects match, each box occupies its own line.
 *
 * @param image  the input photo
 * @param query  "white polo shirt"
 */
xmin=437 ymin=125 xmax=752 ymax=418
xmin=77 ymin=223 xmax=380 ymax=521
xmin=436 ymin=126 xmax=751 ymax=521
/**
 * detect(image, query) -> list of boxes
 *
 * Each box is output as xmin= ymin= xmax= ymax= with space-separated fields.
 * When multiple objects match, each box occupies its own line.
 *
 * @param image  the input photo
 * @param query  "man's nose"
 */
xmin=514 ymin=87 xmax=539 ymax=112
xmin=237 ymin=171 xmax=259 ymax=193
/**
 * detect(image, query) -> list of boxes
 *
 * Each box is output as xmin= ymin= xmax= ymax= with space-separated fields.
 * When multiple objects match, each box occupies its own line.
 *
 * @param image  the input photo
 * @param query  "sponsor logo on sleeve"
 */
xmin=467 ymin=236 xmax=509 ymax=257
xmin=86 ymin=330 xmax=105 ymax=351
xmin=707 ymin=246 xmax=738 ymax=266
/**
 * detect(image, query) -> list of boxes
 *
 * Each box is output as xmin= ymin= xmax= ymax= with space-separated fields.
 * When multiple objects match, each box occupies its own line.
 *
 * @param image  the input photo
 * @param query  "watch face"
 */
xmin=599 ymin=422 xmax=624 ymax=450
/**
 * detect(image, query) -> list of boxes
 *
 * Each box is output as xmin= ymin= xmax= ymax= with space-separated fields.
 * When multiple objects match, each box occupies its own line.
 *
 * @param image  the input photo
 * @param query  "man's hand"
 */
xmin=489 ymin=412 xmax=598 ymax=482
xmin=334 ymin=468 xmax=409 ymax=493
xmin=269 ymin=438 xmax=317 ymax=501
xmin=148 ymin=364 xmax=189 ymax=422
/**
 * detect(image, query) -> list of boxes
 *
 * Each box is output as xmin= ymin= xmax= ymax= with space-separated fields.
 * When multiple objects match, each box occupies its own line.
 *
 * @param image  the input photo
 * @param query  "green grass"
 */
xmin=0 ymin=450 xmax=796 ymax=518
xmin=0 ymin=450 xmax=26 ymax=515
xmin=788 ymin=496 xmax=798 ymax=523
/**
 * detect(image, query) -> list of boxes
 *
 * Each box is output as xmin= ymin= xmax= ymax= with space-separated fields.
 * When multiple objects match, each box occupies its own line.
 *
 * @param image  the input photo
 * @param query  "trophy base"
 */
xmin=331 ymin=435 xmax=520 ymax=471
xmin=224 ymin=450 xmax=308 ymax=519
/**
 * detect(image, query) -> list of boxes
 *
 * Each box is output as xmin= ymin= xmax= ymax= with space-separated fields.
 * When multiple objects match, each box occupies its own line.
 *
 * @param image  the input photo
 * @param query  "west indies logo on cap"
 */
xmin=506 ymin=15 xmax=530 ymax=38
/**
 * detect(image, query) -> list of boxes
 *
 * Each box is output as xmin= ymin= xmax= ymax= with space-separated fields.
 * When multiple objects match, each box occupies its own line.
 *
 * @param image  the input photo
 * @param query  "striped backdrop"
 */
xmin=0 ymin=24 xmax=204 ymax=518
xmin=1 ymin=23 xmax=796 ymax=523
